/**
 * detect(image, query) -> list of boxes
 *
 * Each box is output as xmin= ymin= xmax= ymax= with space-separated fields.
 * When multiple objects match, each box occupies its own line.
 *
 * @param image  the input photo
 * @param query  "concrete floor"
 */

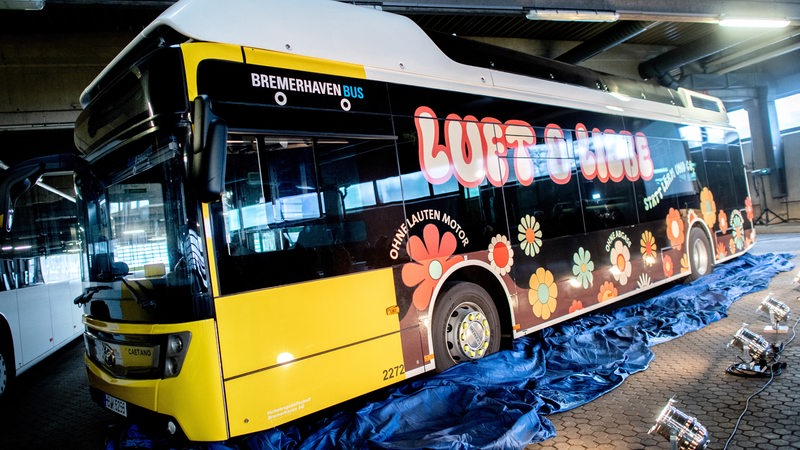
xmin=528 ymin=224 xmax=800 ymax=450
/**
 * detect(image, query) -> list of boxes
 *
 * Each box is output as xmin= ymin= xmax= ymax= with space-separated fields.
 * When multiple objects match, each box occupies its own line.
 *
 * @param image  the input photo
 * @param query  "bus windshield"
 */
xmin=80 ymin=151 xmax=208 ymax=323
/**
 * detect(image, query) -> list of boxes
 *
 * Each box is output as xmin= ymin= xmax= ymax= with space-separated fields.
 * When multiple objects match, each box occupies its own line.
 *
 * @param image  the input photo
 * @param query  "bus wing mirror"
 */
xmin=192 ymin=95 xmax=228 ymax=203
xmin=0 ymin=153 xmax=86 ymax=233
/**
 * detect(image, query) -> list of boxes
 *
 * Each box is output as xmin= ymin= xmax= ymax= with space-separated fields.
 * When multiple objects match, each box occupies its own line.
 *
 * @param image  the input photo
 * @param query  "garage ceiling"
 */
xmin=1 ymin=0 xmax=799 ymax=144
xmin=3 ymin=0 xmax=800 ymax=100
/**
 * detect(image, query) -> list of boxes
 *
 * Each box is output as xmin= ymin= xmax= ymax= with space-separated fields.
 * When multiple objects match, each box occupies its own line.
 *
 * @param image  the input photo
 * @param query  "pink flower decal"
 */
xmin=401 ymin=223 xmax=460 ymax=311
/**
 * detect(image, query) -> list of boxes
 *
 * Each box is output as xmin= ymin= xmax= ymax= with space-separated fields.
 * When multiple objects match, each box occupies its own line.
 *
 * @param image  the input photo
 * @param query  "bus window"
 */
xmin=216 ymin=134 xmax=405 ymax=294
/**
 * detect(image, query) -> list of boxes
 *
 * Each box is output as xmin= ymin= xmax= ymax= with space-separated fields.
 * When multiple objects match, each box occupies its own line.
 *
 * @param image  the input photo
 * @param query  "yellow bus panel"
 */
xmin=83 ymin=318 xmax=228 ymax=442
xmin=214 ymin=268 xmax=399 ymax=378
xmin=181 ymin=42 xmax=245 ymax=101
xmin=224 ymin=331 xmax=404 ymax=437
xmin=242 ymin=46 xmax=367 ymax=79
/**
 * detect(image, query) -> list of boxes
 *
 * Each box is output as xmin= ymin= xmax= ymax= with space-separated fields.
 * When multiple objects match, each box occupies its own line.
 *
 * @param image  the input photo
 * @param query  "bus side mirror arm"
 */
xmin=191 ymin=95 xmax=228 ymax=203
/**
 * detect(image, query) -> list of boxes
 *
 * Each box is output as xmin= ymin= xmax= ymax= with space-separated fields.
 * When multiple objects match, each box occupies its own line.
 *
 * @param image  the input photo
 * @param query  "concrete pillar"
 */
xmin=745 ymin=87 xmax=790 ymax=223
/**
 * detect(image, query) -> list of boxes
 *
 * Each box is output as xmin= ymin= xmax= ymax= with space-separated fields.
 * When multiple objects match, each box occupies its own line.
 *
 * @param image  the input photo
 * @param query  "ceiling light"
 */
xmin=649 ymin=398 xmax=709 ymax=450
xmin=719 ymin=18 xmax=790 ymax=28
xmin=526 ymin=9 xmax=619 ymax=22
xmin=0 ymin=0 xmax=44 ymax=9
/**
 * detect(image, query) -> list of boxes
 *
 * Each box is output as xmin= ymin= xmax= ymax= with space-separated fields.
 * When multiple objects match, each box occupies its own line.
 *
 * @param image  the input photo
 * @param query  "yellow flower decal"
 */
xmin=529 ymin=267 xmax=557 ymax=320
xmin=640 ymin=230 xmax=657 ymax=267
xmin=700 ymin=187 xmax=717 ymax=228
xmin=680 ymin=253 xmax=690 ymax=273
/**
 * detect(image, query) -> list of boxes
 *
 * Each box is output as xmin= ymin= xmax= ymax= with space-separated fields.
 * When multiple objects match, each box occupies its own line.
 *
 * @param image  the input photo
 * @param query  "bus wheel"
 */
xmin=0 ymin=341 xmax=12 ymax=401
xmin=686 ymin=227 xmax=713 ymax=282
xmin=432 ymin=282 xmax=501 ymax=372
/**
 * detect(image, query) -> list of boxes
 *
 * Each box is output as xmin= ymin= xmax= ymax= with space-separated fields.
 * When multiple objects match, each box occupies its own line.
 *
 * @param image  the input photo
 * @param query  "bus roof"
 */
xmin=80 ymin=0 xmax=731 ymax=127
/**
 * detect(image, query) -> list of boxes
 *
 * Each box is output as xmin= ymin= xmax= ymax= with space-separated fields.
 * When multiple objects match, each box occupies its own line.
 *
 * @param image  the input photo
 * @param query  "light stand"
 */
xmin=757 ymin=293 xmax=791 ymax=333
xmin=726 ymin=324 xmax=784 ymax=377
xmin=751 ymin=168 xmax=786 ymax=226
xmin=649 ymin=398 xmax=709 ymax=450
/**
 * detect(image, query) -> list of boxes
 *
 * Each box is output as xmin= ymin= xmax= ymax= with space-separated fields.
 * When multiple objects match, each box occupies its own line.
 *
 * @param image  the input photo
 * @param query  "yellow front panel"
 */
xmin=215 ymin=268 xmax=399 ymax=378
xmin=225 ymin=332 xmax=404 ymax=437
xmin=243 ymin=47 xmax=367 ymax=79
xmin=181 ymin=42 xmax=244 ymax=101
xmin=84 ymin=318 xmax=228 ymax=441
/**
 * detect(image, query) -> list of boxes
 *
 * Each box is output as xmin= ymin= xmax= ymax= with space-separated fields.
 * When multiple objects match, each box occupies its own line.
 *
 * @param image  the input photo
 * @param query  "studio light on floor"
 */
xmin=757 ymin=293 xmax=791 ymax=333
xmin=726 ymin=323 xmax=784 ymax=377
xmin=649 ymin=398 xmax=709 ymax=450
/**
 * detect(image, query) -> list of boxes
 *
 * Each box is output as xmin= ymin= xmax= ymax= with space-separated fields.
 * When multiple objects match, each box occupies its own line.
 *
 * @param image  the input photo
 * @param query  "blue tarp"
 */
xmin=110 ymin=252 xmax=794 ymax=450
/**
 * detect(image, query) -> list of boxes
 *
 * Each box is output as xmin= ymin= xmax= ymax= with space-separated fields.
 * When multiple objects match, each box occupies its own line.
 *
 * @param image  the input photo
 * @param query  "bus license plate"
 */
xmin=104 ymin=393 xmax=128 ymax=417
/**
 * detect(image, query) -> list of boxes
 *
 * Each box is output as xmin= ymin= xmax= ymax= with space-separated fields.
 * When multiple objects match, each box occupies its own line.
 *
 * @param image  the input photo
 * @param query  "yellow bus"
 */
xmin=0 ymin=0 xmax=754 ymax=441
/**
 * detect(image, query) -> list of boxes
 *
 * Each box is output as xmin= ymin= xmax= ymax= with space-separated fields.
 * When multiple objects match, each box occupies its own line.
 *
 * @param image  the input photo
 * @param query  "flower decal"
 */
xmin=640 ymin=230 xmax=657 ymax=267
xmin=637 ymin=273 xmax=651 ymax=289
xmin=718 ymin=210 xmax=728 ymax=234
xmin=687 ymin=208 xmax=698 ymax=224
xmin=518 ymin=214 xmax=542 ymax=257
xmin=700 ymin=187 xmax=717 ymax=228
xmin=572 ymin=247 xmax=595 ymax=289
xmin=666 ymin=208 xmax=685 ymax=250
xmin=745 ymin=197 xmax=754 ymax=223
xmin=716 ymin=241 xmax=727 ymax=258
xmin=488 ymin=234 xmax=514 ymax=276
xmin=610 ymin=240 xmax=632 ymax=285
xmin=663 ymin=254 xmax=674 ymax=277
xmin=729 ymin=209 xmax=745 ymax=250
xmin=569 ymin=300 xmax=584 ymax=313
xmin=680 ymin=253 xmax=690 ymax=273
xmin=597 ymin=281 xmax=617 ymax=303
xmin=529 ymin=267 xmax=558 ymax=320
xmin=401 ymin=224 xmax=460 ymax=311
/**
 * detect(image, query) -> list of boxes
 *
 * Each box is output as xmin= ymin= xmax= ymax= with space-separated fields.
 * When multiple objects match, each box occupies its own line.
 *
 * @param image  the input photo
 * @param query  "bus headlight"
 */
xmin=163 ymin=332 xmax=191 ymax=378
xmin=84 ymin=331 xmax=191 ymax=379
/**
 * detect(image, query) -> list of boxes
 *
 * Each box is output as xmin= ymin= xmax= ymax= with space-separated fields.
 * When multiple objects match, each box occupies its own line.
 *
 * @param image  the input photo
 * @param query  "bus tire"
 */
xmin=686 ymin=227 xmax=713 ymax=282
xmin=0 ymin=338 xmax=13 ymax=402
xmin=431 ymin=282 xmax=501 ymax=373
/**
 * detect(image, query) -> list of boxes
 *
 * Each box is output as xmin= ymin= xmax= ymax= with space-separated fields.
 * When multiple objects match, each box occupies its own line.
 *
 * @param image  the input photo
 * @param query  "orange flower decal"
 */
xmin=663 ymin=254 xmax=674 ymax=277
xmin=700 ymin=187 xmax=717 ymax=228
xmin=680 ymin=254 xmax=690 ymax=273
xmin=597 ymin=281 xmax=617 ymax=303
xmin=401 ymin=223 xmax=460 ymax=311
xmin=718 ymin=210 xmax=728 ymax=234
xmin=744 ymin=197 xmax=754 ymax=223
xmin=716 ymin=241 xmax=727 ymax=258
xmin=666 ymin=208 xmax=685 ymax=250
xmin=569 ymin=300 xmax=584 ymax=313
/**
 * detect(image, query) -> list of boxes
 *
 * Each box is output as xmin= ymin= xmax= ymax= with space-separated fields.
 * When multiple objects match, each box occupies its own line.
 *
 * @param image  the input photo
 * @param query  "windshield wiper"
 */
xmin=74 ymin=285 xmax=112 ymax=306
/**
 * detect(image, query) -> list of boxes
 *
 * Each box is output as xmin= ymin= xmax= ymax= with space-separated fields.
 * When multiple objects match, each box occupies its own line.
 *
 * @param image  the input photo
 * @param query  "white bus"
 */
xmin=0 ymin=174 xmax=83 ymax=400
